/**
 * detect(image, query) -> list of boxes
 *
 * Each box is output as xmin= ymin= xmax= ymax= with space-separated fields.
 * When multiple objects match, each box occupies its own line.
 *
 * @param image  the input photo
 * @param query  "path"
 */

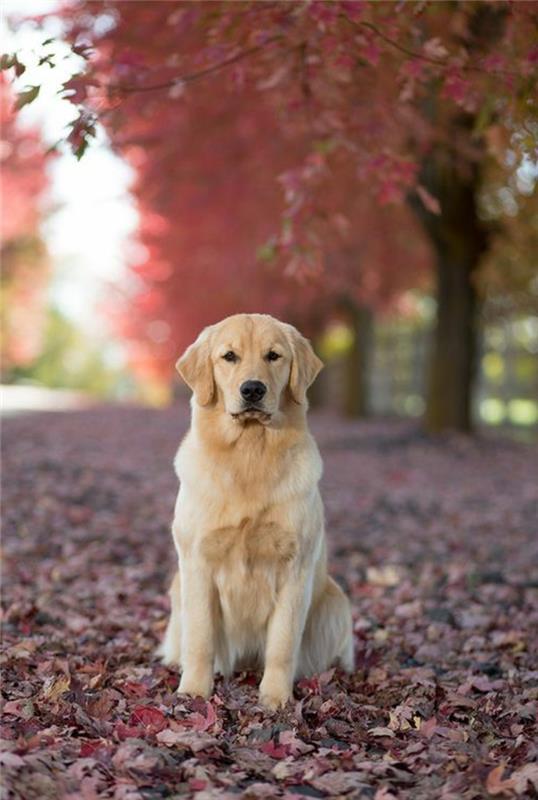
xmin=2 ymin=406 xmax=537 ymax=798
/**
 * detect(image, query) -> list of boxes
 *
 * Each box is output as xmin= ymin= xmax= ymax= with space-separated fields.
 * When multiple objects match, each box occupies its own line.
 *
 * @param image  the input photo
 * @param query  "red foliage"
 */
xmin=0 ymin=75 xmax=50 ymax=370
xmin=0 ymin=75 xmax=48 ymax=244
xmin=8 ymin=2 xmax=538 ymax=377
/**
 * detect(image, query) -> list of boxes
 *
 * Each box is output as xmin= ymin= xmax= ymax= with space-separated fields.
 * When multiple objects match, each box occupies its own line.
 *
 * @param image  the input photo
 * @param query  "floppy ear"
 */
xmin=176 ymin=327 xmax=215 ymax=406
xmin=285 ymin=324 xmax=324 ymax=405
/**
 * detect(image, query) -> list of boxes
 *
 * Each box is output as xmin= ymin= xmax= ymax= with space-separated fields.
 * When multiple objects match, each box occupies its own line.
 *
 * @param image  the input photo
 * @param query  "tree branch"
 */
xmin=359 ymin=21 xmax=447 ymax=67
xmin=111 ymin=36 xmax=282 ymax=95
xmin=344 ymin=17 xmax=518 ymax=77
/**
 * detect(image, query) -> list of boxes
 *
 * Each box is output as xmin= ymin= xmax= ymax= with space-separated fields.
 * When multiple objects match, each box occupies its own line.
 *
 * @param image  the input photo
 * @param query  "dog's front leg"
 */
xmin=260 ymin=567 xmax=312 ymax=710
xmin=177 ymin=553 xmax=215 ymax=699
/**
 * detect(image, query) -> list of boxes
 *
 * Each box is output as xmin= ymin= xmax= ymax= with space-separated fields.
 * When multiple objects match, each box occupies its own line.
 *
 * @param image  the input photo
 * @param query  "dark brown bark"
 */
xmin=426 ymin=251 xmax=479 ymax=432
xmin=307 ymin=336 xmax=325 ymax=409
xmin=410 ymin=5 xmax=505 ymax=433
xmin=341 ymin=298 xmax=373 ymax=418
xmin=412 ymin=133 xmax=488 ymax=433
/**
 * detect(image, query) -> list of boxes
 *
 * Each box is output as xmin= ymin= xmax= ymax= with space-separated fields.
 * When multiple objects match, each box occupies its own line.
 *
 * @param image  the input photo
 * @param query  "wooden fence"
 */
xmin=319 ymin=316 xmax=538 ymax=432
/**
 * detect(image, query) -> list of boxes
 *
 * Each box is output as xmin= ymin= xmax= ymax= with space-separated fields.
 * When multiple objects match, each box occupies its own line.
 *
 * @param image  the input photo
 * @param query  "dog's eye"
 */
xmin=223 ymin=351 xmax=238 ymax=363
xmin=266 ymin=351 xmax=281 ymax=362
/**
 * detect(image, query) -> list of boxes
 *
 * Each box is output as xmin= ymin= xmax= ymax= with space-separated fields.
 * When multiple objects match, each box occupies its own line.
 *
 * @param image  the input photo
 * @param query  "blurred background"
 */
xmin=1 ymin=1 xmax=537 ymax=436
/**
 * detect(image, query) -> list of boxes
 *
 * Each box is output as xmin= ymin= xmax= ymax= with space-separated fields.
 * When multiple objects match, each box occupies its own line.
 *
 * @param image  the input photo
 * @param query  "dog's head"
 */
xmin=176 ymin=314 xmax=323 ymax=424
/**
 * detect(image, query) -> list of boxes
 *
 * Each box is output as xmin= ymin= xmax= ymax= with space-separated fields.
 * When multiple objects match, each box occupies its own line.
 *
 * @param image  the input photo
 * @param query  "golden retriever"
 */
xmin=159 ymin=313 xmax=354 ymax=709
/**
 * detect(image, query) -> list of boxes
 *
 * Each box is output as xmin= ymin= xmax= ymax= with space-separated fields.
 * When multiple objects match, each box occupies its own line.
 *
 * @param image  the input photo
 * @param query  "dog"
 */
xmin=159 ymin=313 xmax=354 ymax=709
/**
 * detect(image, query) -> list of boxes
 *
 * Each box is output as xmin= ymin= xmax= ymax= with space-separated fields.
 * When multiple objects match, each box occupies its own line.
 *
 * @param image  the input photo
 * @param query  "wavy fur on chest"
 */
xmin=175 ymin=402 xmax=321 ymax=524
xmin=200 ymin=518 xmax=297 ymax=566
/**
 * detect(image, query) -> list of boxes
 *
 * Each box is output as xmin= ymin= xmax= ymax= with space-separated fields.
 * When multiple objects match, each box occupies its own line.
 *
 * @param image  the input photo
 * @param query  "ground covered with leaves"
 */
xmin=2 ymin=406 xmax=538 ymax=799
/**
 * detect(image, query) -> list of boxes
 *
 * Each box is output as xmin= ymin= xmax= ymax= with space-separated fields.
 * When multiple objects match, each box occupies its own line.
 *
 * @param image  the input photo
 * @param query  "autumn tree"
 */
xmin=0 ymin=75 xmax=50 ymax=378
xmin=35 ymin=2 xmax=428 ymax=401
xmin=5 ymin=1 xmax=536 ymax=429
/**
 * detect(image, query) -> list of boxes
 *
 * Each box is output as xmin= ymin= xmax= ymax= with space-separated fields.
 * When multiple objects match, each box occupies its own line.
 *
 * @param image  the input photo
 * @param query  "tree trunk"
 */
xmin=426 ymin=252 xmax=478 ymax=432
xmin=341 ymin=299 xmax=373 ymax=418
xmin=307 ymin=336 xmax=325 ymax=409
xmin=412 ymin=125 xmax=488 ymax=434
xmin=412 ymin=5 xmax=506 ymax=433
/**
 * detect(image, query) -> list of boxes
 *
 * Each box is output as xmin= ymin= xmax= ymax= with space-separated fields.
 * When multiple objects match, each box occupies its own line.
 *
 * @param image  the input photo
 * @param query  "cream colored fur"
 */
xmin=158 ymin=313 xmax=354 ymax=709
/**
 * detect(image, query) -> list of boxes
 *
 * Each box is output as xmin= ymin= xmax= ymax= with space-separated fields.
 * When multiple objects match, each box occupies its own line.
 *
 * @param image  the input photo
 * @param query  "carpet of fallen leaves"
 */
xmin=2 ymin=405 xmax=538 ymax=800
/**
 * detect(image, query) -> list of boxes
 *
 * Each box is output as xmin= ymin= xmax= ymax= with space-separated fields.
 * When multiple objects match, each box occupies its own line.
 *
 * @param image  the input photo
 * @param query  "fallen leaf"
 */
xmin=486 ymin=764 xmax=513 ymax=796
xmin=369 ymin=726 xmax=395 ymax=738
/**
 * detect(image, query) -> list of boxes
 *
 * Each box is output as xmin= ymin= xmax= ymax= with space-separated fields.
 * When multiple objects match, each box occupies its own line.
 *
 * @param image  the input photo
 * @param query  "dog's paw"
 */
xmin=178 ymin=673 xmax=213 ymax=699
xmin=259 ymin=690 xmax=290 ymax=711
xmin=259 ymin=676 xmax=291 ymax=711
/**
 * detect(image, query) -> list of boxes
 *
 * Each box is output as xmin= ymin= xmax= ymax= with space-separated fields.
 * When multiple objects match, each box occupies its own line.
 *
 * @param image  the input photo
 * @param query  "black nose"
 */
xmin=240 ymin=380 xmax=266 ymax=403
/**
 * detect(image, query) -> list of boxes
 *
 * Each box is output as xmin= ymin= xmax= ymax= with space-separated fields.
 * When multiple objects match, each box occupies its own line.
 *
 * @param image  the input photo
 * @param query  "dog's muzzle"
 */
xmin=240 ymin=380 xmax=267 ymax=403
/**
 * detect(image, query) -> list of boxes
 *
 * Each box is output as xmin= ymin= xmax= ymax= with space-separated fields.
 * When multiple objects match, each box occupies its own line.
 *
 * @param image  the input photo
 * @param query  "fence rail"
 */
xmin=318 ymin=316 xmax=538 ymax=433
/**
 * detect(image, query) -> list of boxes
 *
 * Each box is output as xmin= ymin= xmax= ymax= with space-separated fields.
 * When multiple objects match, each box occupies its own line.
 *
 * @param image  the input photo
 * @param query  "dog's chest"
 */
xmin=201 ymin=517 xmax=297 ymax=633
